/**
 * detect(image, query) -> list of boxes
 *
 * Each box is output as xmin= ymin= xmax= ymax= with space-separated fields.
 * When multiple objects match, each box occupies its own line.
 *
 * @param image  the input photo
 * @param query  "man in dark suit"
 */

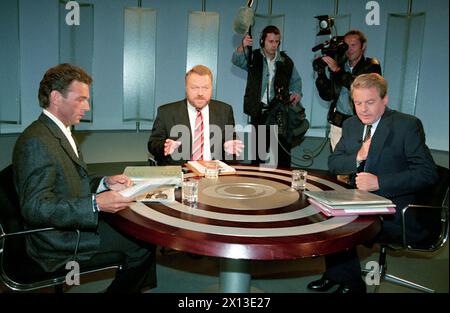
xmin=13 ymin=63 xmax=156 ymax=293
xmin=148 ymin=65 xmax=244 ymax=165
xmin=307 ymin=73 xmax=438 ymax=293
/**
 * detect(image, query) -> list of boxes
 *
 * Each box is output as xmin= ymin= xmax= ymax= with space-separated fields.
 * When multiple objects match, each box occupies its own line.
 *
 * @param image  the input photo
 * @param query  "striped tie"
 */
xmin=357 ymin=124 xmax=372 ymax=173
xmin=192 ymin=109 xmax=204 ymax=160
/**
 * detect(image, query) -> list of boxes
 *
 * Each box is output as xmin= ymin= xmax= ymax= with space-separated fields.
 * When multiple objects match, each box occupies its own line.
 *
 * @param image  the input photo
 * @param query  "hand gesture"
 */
xmin=357 ymin=138 xmax=372 ymax=162
xmin=224 ymin=140 xmax=245 ymax=156
xmin=164 ymin=139 xmax=182 ymax=156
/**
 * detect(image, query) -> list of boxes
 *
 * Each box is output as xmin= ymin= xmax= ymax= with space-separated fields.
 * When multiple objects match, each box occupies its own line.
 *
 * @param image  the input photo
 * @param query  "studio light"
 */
xmin=315 ymin=15 xmax=334 ymax=36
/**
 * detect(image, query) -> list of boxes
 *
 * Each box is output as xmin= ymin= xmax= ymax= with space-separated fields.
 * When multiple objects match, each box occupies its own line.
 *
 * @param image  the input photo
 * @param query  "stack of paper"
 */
xmin=304 ymin=190 xmax=396 ymax=216
xmin=123 ymin=165 xmax=182 ymax=184
xmin=120 ymin=166 xmax=183 ymax=198
xmin=186 ymin=160 xmax=236 ymax=176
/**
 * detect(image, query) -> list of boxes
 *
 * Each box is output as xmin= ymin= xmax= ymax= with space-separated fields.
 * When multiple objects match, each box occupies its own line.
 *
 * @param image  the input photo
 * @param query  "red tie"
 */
xmin=192 ymin=110 xmax=204 ymax=160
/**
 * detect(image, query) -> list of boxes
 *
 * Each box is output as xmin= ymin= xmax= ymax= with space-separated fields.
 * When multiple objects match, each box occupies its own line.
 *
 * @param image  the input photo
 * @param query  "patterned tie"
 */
xmin=192 ymin=109 xmax=204 ymax=160
xmin=357 ymin=124 xmax=372 ymax=173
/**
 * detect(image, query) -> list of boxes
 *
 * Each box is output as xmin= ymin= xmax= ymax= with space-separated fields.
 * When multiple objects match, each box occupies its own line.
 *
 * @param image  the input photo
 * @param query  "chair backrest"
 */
xmin=403 ymin=165 xmax=449 ymax=251
xmin=0 ymin=165 xmax=29 ymax=270
xmin=0 ymin=164 xmax=25 ymax=234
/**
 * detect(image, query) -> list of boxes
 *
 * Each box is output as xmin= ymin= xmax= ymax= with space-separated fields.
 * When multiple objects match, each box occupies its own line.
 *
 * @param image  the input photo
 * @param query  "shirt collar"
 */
xmin=43 ymin=109 xmax=72 ymax=136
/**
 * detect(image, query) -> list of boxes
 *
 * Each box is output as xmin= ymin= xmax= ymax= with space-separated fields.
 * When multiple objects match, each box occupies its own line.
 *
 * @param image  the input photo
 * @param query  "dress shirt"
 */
xmin=187 ymin=101 xmax=211 ymax=160
xmin=43 ymin=109 xmax=79 ymax=158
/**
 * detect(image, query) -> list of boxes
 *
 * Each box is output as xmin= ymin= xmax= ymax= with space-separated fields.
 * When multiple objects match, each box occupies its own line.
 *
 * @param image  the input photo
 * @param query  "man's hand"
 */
xmin=164 ymin=139 xmax=182 ymax=156
xmin=236 ymin=34 xmax=253 ymax=53
xmin=322 ymin=56 xmax=340 ymax=73
xmin=96 ymin=191 xmax=134 ymax=213
xmin=355 ymin=172 xmax=379 ymax=191
xmin=105 ymin=175 xmax=132 ymax=191
xmin=357 ymin=138 xmax=372 ymax=162
xmin=224 ymin=140 xmax=245 ymax=156
xmin=289 ymin=92 xmax=301 ymax=105
xmin=242 ymin=34 xmax=253 ymax=48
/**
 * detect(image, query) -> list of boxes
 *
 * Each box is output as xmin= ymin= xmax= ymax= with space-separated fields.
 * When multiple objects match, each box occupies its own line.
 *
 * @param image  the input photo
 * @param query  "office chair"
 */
xmin=0 ymin=164 xmax=126 ymax=292
xmin=362 ymin=165 xmax=449 ymax=293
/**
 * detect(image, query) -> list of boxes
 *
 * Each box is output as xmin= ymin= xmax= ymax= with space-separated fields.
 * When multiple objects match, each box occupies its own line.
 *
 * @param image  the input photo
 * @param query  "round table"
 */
xmin=108 ymin=165 xmax=381 ymax=292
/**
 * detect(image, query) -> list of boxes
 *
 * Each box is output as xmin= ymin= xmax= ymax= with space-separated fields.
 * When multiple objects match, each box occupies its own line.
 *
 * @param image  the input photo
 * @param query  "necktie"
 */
xmin=357 ymin=124 xmax=372 ymax=173
xmin=192 ymin=110 xmax=204 ymax=160
xmin=363 ymin=124 xmax=372 ymax=142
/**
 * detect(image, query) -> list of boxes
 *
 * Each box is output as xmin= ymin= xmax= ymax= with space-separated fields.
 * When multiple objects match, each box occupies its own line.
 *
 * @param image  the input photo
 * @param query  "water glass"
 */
xmin=205 ymin=163 xmax=220 ymax=179
xmin=182 ymin=180 xmax=199 ymax=207
xmin=291 ymin=169 xmax=307 ymax=190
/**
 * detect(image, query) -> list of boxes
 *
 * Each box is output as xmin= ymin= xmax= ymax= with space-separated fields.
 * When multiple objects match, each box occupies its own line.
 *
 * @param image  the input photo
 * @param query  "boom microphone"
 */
xmin=232 ymin=6 xmax=255 ymax=35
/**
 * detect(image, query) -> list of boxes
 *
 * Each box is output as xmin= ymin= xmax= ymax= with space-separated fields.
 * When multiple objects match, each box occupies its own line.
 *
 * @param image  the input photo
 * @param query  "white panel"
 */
xmin=186 ymin=11 xmax=219 ymax=97
xmin=123 ymin=7 xmax=156 ymax=124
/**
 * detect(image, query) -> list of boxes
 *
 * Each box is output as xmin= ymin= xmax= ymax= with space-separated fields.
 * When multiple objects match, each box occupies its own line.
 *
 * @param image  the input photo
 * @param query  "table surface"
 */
xmin=108 ymin=165 xmax=381 ymax=260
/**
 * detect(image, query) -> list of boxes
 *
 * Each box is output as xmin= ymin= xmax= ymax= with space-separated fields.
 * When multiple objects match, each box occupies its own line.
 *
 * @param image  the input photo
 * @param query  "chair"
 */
xmin=362 ymin=165 xmax=449 ymax=293
xmin=0 ymin=165 xmax=125 ymax=292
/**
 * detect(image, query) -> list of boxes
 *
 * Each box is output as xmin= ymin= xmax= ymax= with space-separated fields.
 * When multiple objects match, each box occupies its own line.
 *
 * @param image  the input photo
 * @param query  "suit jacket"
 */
xmin=13 ymin=114 xmax=101 ymax=272
xmin=148 ymin=99 xmax=236 ymax=165
xmin=328 ymin=108 xmax=438 ymax=241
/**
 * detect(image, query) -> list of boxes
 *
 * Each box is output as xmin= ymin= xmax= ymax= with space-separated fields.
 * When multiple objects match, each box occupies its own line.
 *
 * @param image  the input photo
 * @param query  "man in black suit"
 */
xmin=307 ymin=73 xmax=438 ymax=293
xmin=13 ymin=64 xmax=157 ymax=293
xmin=148 ymin=65 xmax=244 ymax=165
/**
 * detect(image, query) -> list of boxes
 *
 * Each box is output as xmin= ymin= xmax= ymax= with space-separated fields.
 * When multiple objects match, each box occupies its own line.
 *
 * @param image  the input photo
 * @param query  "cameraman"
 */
xmin=315 ymin=29 xmax=381 ymax=151
xmin=232 ymin=25 xmax=303 ymax=168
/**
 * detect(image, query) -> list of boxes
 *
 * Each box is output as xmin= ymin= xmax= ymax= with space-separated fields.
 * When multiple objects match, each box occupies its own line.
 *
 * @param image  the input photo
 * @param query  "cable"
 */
xmin=271 ymin=125 xmax=331 ymax=168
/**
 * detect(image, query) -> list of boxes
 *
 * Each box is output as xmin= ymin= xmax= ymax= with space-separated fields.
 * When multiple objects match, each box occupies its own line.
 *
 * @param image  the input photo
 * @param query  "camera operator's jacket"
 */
xmin=232 ymin=48 xmax=302 ymax=119
xmin=315 ymin=56 xmax=381 ymax=117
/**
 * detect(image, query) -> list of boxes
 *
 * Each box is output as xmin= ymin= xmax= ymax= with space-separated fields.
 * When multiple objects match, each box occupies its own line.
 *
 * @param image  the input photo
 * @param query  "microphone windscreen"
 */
xmin=233 ymin=6 xmax=255 ymax=34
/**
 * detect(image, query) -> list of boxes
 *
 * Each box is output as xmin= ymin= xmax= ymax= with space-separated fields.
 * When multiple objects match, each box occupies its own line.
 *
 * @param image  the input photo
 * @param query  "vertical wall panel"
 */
xmin=59 ymin=1 xmax=94 ymax=123
xmin=384 ymin=13 xmax=425 ymax=115
xmin=123 ymin=7 xmax=156 ymax=125
xmin=186 ymin=11 xmax=219 ymax=97
xmin=0 ymin=0 xmax=21 ymax=128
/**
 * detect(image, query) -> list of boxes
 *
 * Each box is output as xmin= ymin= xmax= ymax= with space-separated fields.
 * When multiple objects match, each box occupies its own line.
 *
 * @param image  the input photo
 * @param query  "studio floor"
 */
xmin=2 ymin=242 xmax=447 ymax=294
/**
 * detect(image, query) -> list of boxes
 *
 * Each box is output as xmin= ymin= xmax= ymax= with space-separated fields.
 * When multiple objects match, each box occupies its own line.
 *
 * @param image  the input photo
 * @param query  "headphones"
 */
xmin=259 ymin=25 xmax=281 ymax=48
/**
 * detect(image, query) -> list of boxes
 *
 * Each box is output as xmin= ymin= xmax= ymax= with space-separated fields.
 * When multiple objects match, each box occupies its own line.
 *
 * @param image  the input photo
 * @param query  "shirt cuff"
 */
xmin=92 ymin=193 xmax=100 ymax=213
xmin=96 ymin=177 xmax=109 ymax=193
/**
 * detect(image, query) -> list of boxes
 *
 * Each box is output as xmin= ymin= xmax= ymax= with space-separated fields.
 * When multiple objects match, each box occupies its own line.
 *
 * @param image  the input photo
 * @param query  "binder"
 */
xmin=308 ymin=197 xmax=396 ymax=217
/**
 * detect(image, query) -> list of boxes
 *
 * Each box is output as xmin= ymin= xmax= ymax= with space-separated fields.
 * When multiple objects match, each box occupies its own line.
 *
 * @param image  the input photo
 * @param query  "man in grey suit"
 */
xmin=307 ymin=73 xmax=438 ymax=293
xmin=148 ymin=65 xmax=244 ymax=165
xmin=13 ymin=63 xmax=156 ymax=293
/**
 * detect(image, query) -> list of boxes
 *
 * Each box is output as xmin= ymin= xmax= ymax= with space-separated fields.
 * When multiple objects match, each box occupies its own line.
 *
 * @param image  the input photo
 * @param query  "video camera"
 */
xmin=311 ymin=15 xmax=348 ymax=74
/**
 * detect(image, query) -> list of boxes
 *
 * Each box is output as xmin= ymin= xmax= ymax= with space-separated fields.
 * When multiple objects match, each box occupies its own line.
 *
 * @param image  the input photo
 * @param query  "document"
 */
xmin=123 ymin=165 xmax=182 ymax=184
xmin=119 ymin=177 xmax=180 ymax=198
xmin=186 ymin=160 xmax=236 ymax=176
xmin=308 ymin=198 xmax=396 ymax=217
xmin=303 ymin=189 xmax=393 ymax=206
xmin=134 ymin=185 xmax=175 ymax=202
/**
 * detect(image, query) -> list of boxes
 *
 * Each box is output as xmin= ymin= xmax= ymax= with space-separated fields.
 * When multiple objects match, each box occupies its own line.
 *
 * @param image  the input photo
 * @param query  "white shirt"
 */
xmin=261 ymin=51 xmax=278 ymax=105
xmin=186 ymin=102 xmax=211 ymax=160
xmin=43 ymin=109 xmax=78 ymax=158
